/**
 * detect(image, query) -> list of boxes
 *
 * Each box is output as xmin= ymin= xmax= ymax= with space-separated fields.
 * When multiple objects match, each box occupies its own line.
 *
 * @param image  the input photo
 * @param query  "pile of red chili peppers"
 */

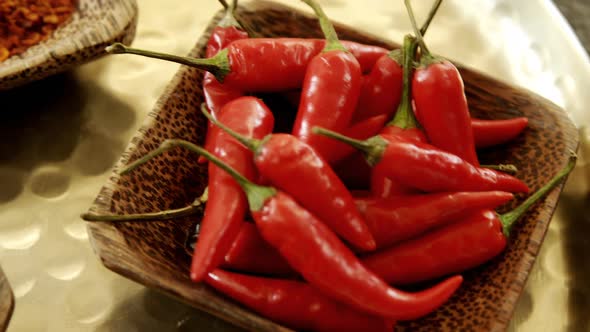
xmin=104 ymin=0 xmax=576 ymax=330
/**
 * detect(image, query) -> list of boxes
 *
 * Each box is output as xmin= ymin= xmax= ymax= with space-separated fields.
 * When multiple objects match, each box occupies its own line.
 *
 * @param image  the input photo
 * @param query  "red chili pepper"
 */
xmin=291 ymin=0 xmax=362 ymax=160
xmin=351 ymin=51 xmax=403 ymax=124
xmin=321 ymin=114 xmax=388 ymax=164
xmin=350 ymin=0 xmax=442 ymax=124
xmin=106 ymin=37 xmax=385 ymax=92
xmin=202 ymin=106 xmax=375 ymax=251
xmin=362 ymin=155 xmax=575 ymax=285
xmin=371 ymin=35 xmax=426 ymax=198
xmin=121 ymin=140 xmax=463 ymax=320
xmin=200 ymin=1 xmax=249 ymax=163
xmin=222 ymin=222 xmax=295 ymax=276
xmin=205 ymin=269 xmax=394 ymax=332
xmin=313 ymin=129 xmax=530 ymax=194
xmin=190 ymin=97 xmax=274 ymax=282
xmin=405 ymin=0 xmax=479 ymax=166
xmin=355 ymin=191 xmax=514 ymax=249
xmin=472 ymin=117 xmax=529 ymax=148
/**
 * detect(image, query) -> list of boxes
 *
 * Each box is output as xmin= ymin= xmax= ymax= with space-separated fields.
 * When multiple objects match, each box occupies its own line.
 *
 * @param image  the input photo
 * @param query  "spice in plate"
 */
xmin=0 ymin=0 xmax=76 ymax=62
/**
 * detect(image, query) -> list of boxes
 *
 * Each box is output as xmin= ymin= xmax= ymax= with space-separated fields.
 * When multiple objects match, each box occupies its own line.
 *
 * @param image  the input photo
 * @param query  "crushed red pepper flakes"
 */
xmin=0 ymin=0 xmax=76 ymax=62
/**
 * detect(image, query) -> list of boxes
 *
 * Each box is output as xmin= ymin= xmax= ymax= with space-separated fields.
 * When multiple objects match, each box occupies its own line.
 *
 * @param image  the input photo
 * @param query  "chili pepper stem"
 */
xmin=119 ymin=139 xmax=276 ymax=212
xmin=81 ymin=187 xmax=208 ymax=222
xmin=500 ymin=154 xmax=577 ymax=236
xmin=300 ymin=0 xmax=346 ymax=53
xmin=105 ymin=43 xmax=231 ymax=83
xmin=388 ymin=35 xmax=418 ymax=129
xmin=420 ymin=0 xmax=443 ymax=36
xmin=404 ymin=0 xmax=431 ymax=58
xmin=312 ymin=127 xmax=386 ymax=167
xmin=481 ymin=164 xmax=519 ymax=174
xmin=200 ymin=104 xmax=264 ymax=152
xmin=218 ymin=0 xmax=242 ymax=29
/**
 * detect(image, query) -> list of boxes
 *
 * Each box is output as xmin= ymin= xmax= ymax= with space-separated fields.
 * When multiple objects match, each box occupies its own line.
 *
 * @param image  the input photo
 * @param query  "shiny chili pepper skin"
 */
xmin=342 ymin=41 xmax=388 ymax=73
xmin=200 ymin=20 xmax=249 ymax=163
xmin=253 ymin=134 xmax=375 ymax=251
xmin=222 ymin=222 xmax=295 ymax=276
xmin=221 ymin=39 xmax=382 ymax=92
xmin=205 ymin=269 xmax=394 ymax=332
xmin=362 ymin=210 xmax=510 ymax=285
xmin=190 ymin=97 xmax=274 ymax=282
xmin=322 ymin=114 xmax=388 ymax=164
xmin=206 ymin=26 xmax=249 ymax=58
xmin=413 ymin=60 xmax=479 ymax=165
xmin=292 ymin=50 xmax=362 ymax=159
xmin=374 ymin=134 xmax=529 ymax=194
xmin=254 ymin=191 xmax=463 ymax=321
xmin=371 ymin=127 xmax=427 ymax=198
xmin=472 ymin=117 xmax=529 ymax=148
xmin=352 ymin=54 xmax=403 ymax=123
xmin=355 ymin=191 xmax=514 ymax=249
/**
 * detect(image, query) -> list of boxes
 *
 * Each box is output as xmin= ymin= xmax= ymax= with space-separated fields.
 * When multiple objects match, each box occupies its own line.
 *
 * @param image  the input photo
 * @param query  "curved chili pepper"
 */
xmin=202 ymin=106 xmax=375 ymax=251
xmin=121 ymin=140 xmax=463 ymax=321
xmin=253 ymin=191 xmax=462 ymax=320
xmin=222 ymin=222 xmax=295 ymax=276
xmin=190 ymin=97 xmax=274 ymax=282
xmin=355 ymin=191 xmax=514 ymax=249
xmin=313 ymin=129 xmax=530 ymax=194
xmin=290 ymin=0 xmax=362 ymax=160
xmin=106 ymin=38 xmax=385 ymax=92
xmin=205 ymin=269 xmax=394 ymax=332
xmin=404 ymin=0 xmax=479 ymax=166
xmin=472 ymin=117 xmax=529 ymax=148
xmin=363 ymin=155 xmax=575 ymax=285
xmin=201 ymin=0 xmax=248 ymax=163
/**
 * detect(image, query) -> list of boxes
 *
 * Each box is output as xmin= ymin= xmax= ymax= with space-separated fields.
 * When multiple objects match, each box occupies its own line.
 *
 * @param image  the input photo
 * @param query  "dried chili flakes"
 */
xmin=0 ymin=0 xmax=76 ymax=62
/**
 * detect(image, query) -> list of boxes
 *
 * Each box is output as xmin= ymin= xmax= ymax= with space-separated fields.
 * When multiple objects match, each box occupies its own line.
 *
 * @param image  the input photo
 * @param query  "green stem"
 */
xmin=481 ymin=164 xmax=519 ymax=174
xmin=388 ymin=35 xmax=419 ymax=129
xmin=500 ymin=154 xmax=577 ymax=236
xmin=312 ymin=127 xmax=387 ymax=167
xmin=81 ymin=196 xmax=205 ymax=222
xmin=105 ymin=43 xmax=231 ymax=83
xmin=218 ymin=0 xmax=242 ymax=29
xmin=300 ymin=0 xmax=346 ymax=52
xmin=386 ymin=0 xmax=442 ymax=60
xmin=420 ymin=0 xmax=443 ymax=36
xmin=200 ymin=104 xmax=263 ymax=152
xmin=404 ymin=0 xmax=431 ymax=57
xmin=119 ymin=139 xmax=276 ymax=212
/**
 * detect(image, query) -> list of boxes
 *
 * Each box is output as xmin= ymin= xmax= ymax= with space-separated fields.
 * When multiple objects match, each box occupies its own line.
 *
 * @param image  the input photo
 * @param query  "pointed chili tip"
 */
xmin=105 ymin=42 xmax=127 ymax=54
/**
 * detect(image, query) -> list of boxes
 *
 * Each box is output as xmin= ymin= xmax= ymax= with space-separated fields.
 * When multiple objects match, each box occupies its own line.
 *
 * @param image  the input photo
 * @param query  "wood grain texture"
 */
xmin=0 ymin=267 xmax=14 ymax=332
xmin=0 ymin=0 xmax=138 ymax=91
xmin=85 ymin=1 xmax=579 ymax=331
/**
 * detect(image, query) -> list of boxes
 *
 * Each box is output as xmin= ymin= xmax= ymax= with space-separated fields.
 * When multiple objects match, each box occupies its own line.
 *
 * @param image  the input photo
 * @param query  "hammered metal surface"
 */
xmin=0 ymin=0 xmax=588 ymax=331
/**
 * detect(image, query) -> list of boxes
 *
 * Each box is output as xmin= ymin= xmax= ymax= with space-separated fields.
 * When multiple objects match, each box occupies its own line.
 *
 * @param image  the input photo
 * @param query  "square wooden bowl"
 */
xmin=0 ymin=0 xmax=138 ymax=90
xmin=0 ymin=267 xmax=14 ymax=332
xmin=85 ymin=1 xmax=578 ymax=331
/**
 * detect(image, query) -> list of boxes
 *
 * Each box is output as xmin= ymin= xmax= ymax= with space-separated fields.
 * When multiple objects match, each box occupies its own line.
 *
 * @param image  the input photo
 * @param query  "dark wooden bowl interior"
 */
xmin=85 ymin=1 xmax=578 ymax=331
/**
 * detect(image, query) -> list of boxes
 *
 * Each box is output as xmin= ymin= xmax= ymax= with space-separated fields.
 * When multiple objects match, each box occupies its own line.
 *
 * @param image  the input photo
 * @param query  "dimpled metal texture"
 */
xmin=1 ymin=0 xmax=589 ymax=331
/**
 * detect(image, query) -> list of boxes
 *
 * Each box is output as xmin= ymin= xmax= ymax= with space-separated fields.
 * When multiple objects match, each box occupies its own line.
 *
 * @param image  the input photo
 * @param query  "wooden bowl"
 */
xmin=0 ymin=0 xmax=138 ymax=91
xmin=84 ymin=1 xmax=578 ymax=331
xmin=0 ymin=267 xmax=14 ymax=332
